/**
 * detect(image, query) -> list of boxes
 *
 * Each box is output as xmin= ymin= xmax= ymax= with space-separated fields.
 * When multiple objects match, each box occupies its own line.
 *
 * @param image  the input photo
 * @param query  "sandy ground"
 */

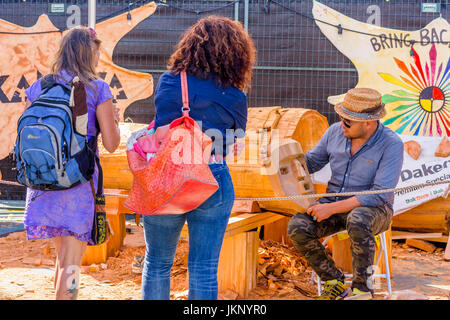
xmin=0 ymin=223 xmax=448 ymax=300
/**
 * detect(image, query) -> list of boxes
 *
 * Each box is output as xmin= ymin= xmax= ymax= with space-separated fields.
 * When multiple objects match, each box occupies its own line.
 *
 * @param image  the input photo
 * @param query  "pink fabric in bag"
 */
xmin=130 ymin=120 xmax=158 ymax=160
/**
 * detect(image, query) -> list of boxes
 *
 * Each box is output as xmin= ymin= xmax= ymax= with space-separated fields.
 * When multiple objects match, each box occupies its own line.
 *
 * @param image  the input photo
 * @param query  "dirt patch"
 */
xmin=0 ymin=225 xmax=448 ymax=300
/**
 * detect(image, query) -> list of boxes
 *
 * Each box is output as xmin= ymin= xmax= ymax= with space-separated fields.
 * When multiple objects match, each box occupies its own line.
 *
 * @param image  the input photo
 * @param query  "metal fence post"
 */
xmin=234 ymin=0 xmax=239 ymax=22
xmin=88 ymin=0 xmax=96 ymax=29
xmin=244 ymin=0 xmax=249 ymax=31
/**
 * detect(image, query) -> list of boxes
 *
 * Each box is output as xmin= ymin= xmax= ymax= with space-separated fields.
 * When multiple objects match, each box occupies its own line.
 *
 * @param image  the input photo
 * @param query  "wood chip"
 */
xmin=406 ymin=239 xmax=436 ymax=253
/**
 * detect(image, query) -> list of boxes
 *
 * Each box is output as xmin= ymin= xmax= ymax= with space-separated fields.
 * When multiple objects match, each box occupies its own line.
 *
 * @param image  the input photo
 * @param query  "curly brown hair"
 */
xmin=168 ymin=15 xmax=256 ymax=91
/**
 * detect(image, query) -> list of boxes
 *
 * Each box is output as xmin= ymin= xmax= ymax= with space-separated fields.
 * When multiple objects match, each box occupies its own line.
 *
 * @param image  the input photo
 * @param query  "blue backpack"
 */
xmin=14 ymin=75 xmax=98 ymax=190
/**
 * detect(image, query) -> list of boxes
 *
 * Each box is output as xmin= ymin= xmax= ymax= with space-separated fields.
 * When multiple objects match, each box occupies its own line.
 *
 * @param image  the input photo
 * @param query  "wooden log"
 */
xmin=228 ymin=107 xmax=329 ymax=215
xmin=98 ymin=108 xmax=328 ymax=249
xmin=392 ymin=197 xmax=450 ymax=234
xmin=99 ymin=108 xmax=329 ymax=212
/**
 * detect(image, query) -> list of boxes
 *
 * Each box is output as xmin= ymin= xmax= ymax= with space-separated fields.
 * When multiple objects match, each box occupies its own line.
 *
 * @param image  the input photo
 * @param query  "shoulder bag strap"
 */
xmin=94 ymin=155 xmax=103 ymax=197
xmin=180 ymin=70 xmax=190 ymax=117
xmin=89 ymin=157 xmax=103 ymax=198
xmin=87 ymin=135 xmax=103 ymax=197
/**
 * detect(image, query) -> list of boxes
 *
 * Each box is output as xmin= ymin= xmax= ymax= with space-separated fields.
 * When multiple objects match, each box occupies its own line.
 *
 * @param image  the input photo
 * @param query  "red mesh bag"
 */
xmin=124 ymin=71 xmax=219 ymax=215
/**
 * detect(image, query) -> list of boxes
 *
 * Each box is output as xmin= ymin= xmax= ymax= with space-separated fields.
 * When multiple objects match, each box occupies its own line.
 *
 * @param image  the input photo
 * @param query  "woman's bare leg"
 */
xmin=53 ymin=236 xmax=87 ymax=300
xmin=53 ymin=237 xmax=62 ymax=290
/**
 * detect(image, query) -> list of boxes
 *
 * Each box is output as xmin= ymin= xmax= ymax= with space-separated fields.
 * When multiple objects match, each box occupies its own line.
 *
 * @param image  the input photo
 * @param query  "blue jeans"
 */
xmin=141 ymin=163 xmax=235 ymax=300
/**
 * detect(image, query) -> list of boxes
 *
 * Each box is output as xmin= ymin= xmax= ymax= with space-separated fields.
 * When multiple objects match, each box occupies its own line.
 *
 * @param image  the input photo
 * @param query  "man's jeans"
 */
xmin=141 ymin=163 xmax=234 ymax=300
xmin=287 ymin=205 xmax=392 ymax=293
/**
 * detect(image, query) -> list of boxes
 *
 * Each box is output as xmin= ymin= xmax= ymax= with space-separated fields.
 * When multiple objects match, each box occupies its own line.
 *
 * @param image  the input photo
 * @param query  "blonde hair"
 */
xmin=51 ymin=26 xmax=101 ymax=88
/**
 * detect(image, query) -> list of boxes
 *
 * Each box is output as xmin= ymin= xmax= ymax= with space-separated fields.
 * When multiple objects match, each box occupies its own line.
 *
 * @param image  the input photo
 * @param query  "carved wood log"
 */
xmin=99 ymin=107 xmax=329 ymax=216
xmin=392 ymin=197 xmax=450 ymax=235
xmin=226 ymin=107 xmax=329 ymax=214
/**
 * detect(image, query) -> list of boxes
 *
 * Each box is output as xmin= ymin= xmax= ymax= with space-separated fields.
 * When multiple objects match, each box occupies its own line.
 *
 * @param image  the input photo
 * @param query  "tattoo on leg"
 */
xmin=66 ymin=278 xmax=79 ymax=300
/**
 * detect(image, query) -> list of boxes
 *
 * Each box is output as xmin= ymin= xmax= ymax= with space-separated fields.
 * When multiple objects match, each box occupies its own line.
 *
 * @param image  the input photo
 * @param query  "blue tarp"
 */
xmin=0 ymin=222 xmax=24 ymax=237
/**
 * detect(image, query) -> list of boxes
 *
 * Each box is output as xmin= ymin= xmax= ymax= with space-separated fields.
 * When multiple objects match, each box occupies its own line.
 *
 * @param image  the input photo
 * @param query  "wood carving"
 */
xmin=404 ymin=140 xmax=422 ymax=160
xmin=435 ymin=136 xmax=450 ymax=158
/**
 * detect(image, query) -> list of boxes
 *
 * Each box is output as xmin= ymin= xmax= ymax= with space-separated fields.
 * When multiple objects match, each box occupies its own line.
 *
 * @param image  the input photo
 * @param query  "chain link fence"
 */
xmin=0 ymin=0 xmax=448 ymax=199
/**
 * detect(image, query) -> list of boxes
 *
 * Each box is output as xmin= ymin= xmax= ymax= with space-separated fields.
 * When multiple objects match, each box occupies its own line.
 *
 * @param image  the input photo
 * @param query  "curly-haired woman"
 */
xmin=141 ymin=15 xmax=256 ymax=300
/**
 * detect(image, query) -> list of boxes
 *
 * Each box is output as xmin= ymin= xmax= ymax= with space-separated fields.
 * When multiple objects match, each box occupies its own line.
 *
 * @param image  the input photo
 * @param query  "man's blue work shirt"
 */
xmin=154 ymin=71 xmax=248 ymax=157
xmin=305 ymin=122 xmax=404 ymax=210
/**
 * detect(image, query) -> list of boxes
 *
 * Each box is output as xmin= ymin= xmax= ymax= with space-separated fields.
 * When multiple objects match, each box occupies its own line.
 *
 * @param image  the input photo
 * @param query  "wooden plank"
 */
xmin=81 ymin=242 xmax=107 ymax=266
xmin=405 ymin=238 xmax=437 ymax=253
xmin=225 ymin=212 xmax=285 ymax=238
xmin=231 ymin=200 xmax=261 ymax=214
xmin=391 ymin=230 xmax=448 ymax=243
xmin=217 ymin=231 xmax=259 ymax=298
xmin=421 ymin=236 xmax=448 ymax=243
xmin=82 ymin=190 xmax=130 ymax=265
xmin=444 ymin=236 xmax=450 ymax=261
xmin=392 ymin=231 xmax=443 ymax=240
xmin=263 ymin=217 xmax=292 ymax=246
xmin=181 ymin=211 xmax=285 ymax=239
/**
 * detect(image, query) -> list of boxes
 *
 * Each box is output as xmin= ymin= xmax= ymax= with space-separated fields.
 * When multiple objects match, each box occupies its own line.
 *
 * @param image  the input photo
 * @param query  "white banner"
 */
xmin=311 ymin=134 xmax=449 ymax=216
xmin=310 ymin=0 xmax=449 ymax=216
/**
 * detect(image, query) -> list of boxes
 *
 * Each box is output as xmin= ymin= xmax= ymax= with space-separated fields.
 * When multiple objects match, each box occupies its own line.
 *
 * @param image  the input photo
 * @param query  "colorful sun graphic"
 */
xmin=379 ymin=44 xmax=449 ymax=137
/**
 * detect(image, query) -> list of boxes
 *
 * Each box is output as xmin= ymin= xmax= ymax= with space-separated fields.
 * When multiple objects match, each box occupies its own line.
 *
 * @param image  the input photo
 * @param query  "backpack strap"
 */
xmin=39 ymin=74 xmax=72 ymax=96
xmin=40 ymin=74 xmax=56 ymax=90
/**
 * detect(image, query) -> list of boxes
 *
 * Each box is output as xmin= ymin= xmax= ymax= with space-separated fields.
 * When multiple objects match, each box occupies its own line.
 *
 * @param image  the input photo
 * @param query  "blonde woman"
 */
xmin=23 ymin=26 xmax=120 ymax=299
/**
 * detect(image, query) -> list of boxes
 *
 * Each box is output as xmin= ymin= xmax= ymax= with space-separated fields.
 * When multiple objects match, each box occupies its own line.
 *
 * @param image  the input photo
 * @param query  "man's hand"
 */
xmin=306 ymin=203 xmax=335 ymax=222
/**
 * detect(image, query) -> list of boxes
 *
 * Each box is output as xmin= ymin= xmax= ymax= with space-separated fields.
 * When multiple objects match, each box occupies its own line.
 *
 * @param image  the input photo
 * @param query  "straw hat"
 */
xmin=334 ymin=88 xmax=386 ymax=122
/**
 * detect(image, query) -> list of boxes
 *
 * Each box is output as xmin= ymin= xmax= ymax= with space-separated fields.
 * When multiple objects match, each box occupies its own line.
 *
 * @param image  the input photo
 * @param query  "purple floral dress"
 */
xmin=23 ymin=71 xmax=112 ymax=245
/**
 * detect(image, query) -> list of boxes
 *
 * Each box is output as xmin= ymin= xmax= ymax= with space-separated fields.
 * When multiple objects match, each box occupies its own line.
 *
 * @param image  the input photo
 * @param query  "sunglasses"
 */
xmin=339 ymin=116 xmax=356 ymax=128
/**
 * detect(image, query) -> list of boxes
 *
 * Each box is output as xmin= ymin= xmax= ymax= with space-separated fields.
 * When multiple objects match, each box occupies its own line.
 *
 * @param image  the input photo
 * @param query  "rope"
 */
xmin=1 ymin=179 xmax=448 ymax=200
xmin=234 ymin=180 xmax=450 ymax=201
xmin=101 ymin=180 xmax=450 ymax=200
xmin=0 ymin=179 xmax=448 ymax=223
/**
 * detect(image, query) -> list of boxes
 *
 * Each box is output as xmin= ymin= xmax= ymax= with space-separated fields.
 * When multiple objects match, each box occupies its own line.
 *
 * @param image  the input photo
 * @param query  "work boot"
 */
xmin=317 ymin=279 xmax=350 ymax=300
xmin=344 ymin=288 xmax=373 ymax=300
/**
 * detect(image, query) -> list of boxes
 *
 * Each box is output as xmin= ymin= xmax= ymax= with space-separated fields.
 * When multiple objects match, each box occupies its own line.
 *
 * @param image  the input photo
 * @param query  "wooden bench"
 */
xmin=81 ymin=189 xmax=129 ymax=266
xmin=82 ymin=191 xmax=286 ymax=298
xmin=180 ymin=210 xmax=285 ymax=298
